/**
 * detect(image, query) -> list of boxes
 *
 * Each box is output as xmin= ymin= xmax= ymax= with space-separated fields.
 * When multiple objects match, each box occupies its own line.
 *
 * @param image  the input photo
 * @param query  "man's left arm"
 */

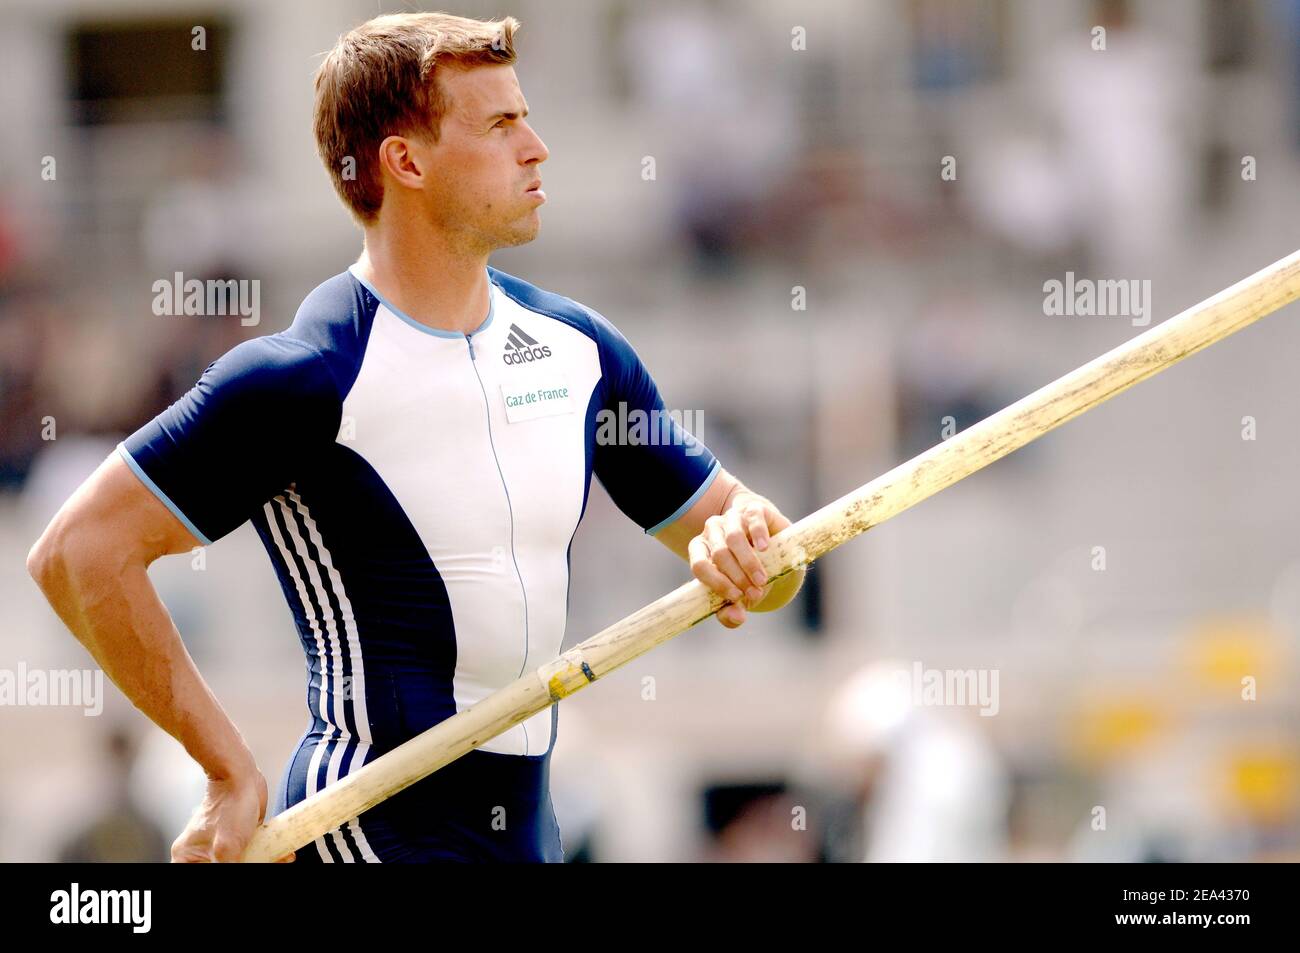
xmin=652 ymin=467 xmax=805 ymax=629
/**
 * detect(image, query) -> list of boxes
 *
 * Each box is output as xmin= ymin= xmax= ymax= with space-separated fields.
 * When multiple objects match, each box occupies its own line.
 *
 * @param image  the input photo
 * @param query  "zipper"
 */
xmin=466 ymin=336 xmax=531 ymax=753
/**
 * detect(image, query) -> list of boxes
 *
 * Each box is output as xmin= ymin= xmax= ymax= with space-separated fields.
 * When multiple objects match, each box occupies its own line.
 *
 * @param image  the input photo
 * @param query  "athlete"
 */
xmin=26 ymin=11 xmax=805 ymax=863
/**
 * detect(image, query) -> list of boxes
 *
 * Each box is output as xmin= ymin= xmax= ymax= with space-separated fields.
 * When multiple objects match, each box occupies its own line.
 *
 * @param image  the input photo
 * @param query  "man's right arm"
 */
xmin=26 ymin=450 xmax=278 ymax=861
xmin=28 ymin=335 xmax=336 ymax=861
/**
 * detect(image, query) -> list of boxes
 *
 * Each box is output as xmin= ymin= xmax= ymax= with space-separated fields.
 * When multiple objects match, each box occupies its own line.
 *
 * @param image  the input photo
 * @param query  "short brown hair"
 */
xmin=313 ymin=12 xmax=520 ymax=224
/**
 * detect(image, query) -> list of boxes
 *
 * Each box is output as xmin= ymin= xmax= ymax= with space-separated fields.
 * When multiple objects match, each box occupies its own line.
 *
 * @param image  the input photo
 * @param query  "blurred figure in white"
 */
xmin=969 ymin=0 xmax=1201 ymax=269
xmin=1035 ymin=0 xmax=1201 ymax=272
xmin=822 ymin=661 xmax=1010 ymax=862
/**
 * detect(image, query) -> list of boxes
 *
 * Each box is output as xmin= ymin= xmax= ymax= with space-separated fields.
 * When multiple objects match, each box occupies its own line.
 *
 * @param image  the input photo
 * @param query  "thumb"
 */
xmin=718 ymin=603 xmax=746 ymax=628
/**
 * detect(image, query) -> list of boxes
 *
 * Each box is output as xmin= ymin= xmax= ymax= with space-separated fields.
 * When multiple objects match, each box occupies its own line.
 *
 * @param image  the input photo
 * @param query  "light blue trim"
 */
xmin=115 ymin=442 xmax=213 ymax=546
xmin=645 ymin=459 xmax=722 ymax=536
xmin=347 ymin=264 xmax=494 ymax=339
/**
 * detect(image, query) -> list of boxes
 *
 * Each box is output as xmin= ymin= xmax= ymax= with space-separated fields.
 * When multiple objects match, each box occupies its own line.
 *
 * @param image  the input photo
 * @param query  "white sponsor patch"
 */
xmin=501 ymin=367 xmax=574 ymax=423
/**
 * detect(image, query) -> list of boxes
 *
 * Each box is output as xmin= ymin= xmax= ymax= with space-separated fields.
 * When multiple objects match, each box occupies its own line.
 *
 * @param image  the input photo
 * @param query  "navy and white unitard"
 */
xmin=118 ymin=265 xmax=720 ymax=862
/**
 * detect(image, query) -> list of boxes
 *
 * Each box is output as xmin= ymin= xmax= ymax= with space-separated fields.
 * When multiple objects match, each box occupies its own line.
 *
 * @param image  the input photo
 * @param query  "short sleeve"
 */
xmin=118 ymin=335 xmax=340 ymax=545
xmin=590 ymin=315 xmax=721 ymax=534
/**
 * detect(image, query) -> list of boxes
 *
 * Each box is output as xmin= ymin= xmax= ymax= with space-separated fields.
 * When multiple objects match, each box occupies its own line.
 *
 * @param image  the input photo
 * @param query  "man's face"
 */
xmin=409 ymin=64 xmax=548 ymax=252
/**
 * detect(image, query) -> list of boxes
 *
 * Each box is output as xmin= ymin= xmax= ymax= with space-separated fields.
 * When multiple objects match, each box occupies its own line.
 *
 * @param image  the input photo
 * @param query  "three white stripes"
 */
xmin=264 ymin=492 xmax=380 ymax=863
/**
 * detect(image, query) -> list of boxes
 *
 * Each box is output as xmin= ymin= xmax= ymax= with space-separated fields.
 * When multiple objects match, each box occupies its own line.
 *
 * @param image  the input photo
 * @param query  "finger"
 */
xmin=710 ymin=542 xmax=757 ymax=605
xmin=724 ymin=507 xmax=768 ymax=591
xmin=689 ymin=536 xmax=744 ymax=603
xmin=745 ymin=503 xmax=772 ymax=553
xmin=705 ymin=522 xmax=753 ymax=597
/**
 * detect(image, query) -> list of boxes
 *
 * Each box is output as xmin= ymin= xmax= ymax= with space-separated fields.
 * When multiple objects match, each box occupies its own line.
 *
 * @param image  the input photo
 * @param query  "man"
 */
xmin=27 ymin=11 xmax=804 ymax=863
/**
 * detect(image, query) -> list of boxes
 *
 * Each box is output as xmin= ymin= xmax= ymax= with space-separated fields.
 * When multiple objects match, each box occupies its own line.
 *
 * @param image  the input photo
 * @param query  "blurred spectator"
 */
xmin=822 ymin=662 xmax=1010 ymax=862
xmin=56 ymin=726 xmax=169 ymax=862
xmin=1036 ymin=0 xmax=1201 ymax=271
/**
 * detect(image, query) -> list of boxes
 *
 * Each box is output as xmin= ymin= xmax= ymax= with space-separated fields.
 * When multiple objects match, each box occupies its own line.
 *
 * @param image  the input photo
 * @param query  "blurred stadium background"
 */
xmin=2 ymin=0 xmax=1300 ymax=862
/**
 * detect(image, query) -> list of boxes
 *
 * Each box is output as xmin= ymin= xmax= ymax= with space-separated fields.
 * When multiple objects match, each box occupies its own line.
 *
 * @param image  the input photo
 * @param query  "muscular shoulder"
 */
xmin=487 ymin=266 xmax=641 ymax=384
xmin=276 ymin=269 xmax=378 ymax=396
xmin=193 ymin=334 xmax=337 ymax=412
xmin=120 ymin=330 xmax=341 ymax=546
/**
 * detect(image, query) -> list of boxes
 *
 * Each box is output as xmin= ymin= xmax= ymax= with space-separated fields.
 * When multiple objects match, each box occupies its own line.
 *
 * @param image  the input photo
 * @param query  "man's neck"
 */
xmin=354 ymin=220 xmax=492 ymax=336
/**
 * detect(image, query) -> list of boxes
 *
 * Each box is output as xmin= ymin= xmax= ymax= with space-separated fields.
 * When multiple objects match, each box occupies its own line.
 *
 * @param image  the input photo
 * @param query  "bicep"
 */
xmin=32 ymin=451 xmax=202 ymax=580
xmin=98 ymin=451 xmax=207 ymax=558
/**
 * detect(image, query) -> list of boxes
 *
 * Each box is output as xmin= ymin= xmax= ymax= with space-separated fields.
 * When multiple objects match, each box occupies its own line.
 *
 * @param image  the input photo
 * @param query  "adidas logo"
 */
xmin=502 ymin=323 xmax=553 ymax=365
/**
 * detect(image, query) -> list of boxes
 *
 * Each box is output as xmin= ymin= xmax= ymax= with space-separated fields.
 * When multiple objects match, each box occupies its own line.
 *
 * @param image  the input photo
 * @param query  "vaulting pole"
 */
xmin=241 ymin=247 xmax=1300 ymax=862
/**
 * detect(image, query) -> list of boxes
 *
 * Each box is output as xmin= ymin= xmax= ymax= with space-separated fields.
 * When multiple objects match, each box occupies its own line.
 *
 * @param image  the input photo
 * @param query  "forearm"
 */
xmin=30 ymin=537 xmax=253 ymax=780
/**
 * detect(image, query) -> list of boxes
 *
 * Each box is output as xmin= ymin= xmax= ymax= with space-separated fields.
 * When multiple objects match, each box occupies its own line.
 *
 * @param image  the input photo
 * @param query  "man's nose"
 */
xmin=520 ymin=121 xmax=548 ymax=165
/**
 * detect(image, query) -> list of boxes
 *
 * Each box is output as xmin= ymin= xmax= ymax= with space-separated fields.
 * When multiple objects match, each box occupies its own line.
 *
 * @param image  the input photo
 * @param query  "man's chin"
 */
xmin=494 ymin=219 xmax=541 ymax=250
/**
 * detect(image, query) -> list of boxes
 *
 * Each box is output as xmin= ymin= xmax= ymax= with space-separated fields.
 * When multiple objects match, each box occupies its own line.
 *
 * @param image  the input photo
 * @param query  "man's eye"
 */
xmin=493 ymin=120 xmax=507 ymax=130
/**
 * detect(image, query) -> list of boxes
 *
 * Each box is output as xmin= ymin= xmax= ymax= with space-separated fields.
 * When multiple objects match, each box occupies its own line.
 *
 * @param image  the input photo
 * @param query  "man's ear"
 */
xmin=377 ymin=135 xmax=425 ymax=191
